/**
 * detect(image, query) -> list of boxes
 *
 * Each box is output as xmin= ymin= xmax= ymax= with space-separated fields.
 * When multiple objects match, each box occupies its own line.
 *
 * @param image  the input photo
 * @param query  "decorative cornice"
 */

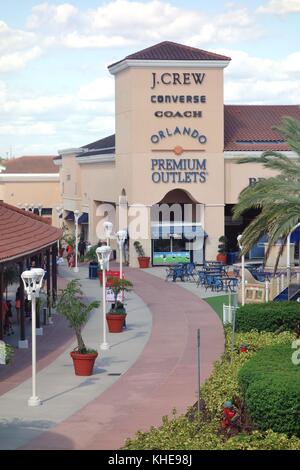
xmin=109 ymin=59 xmax=231 ymax=75
xmin=77 ymin=154 xmax=115 ymax=165
xmin=58 ymin=148 xmax=85 ymax=156
xmin=224 ymin=151 xmax=297 ymax=160
xmin=0 ymin=173 xmax=59 ymax=182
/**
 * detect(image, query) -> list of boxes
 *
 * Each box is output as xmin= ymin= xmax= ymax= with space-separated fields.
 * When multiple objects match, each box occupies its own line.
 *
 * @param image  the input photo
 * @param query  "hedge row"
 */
xmin=238 ymin=343 xmax=300 ymax=437
xmin=124 ymin=330 xmax=300 ymax=449
xmin=235 ymin=302 xmax=300 ymax=332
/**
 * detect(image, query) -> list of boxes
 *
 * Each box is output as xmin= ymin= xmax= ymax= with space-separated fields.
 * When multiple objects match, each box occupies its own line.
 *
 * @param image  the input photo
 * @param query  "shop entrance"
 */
xmin=151 ymin=189 xmax=205 ymax=266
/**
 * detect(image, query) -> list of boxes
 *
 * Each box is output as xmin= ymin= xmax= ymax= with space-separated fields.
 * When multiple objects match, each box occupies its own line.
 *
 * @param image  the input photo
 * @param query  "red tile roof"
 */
xmin=0 ymin=202 xmax=62 ymax=263
xmin=224 ymin=105 xmax=300 ymax=151
xmin=109 ymin=41 xmax=231 ymax=69
xmin=1 ymin=156 xmax=58 ymax=174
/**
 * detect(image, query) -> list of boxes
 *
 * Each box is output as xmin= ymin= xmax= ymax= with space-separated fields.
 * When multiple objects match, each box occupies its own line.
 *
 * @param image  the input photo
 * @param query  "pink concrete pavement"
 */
xmin=0 ymin=277 xmax=73 ymax=396
xmin=22 ymin=267 xmax=224 ymax=450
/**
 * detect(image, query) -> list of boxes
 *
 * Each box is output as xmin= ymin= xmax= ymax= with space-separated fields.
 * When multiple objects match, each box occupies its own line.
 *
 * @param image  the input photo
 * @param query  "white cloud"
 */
xmin=78 ymin=77 xmax=114 ymax=101
xmin=221 ymin=48 xmax=300 ymax=103
xmin=0 ymin=47 xmax=42 ymax=73
xmin=27 ymin=2 xmax=78 ymax=28
xmin=26 ymin=0 xmax=260 ymax=48
xmin=0 ymin=121 xmax=56 ymax=136
xmin=257 ymin=0 xmax=300 ymax=14
xmin=0 ymin=20 xmax=37 ymax=53
xmin=1 ymin=94 xmax=74 ymax=114
xmin=86 ymin=116 xmax=115 ymax=134
xmin=0 ymin=21 xmax=41 ymax=73
xmin=61 ymin=32 xmax=133 ymax=49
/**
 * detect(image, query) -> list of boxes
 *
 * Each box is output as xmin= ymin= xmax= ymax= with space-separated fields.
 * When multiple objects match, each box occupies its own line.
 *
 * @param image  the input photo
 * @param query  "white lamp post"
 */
xmin=287 ymin=222 xmax=300 ymax=299
xmin=21 ymin=268 xmax=45 ymax=407
xmin=37 ymin=204 xmax=43 ymax=217
xmin=116 ymin=230 xmax=127 ymax=281
xmin=56 ymin=206 xmax=63 ymax=224
xmin=56 ymin=206 xmax=64 ymax=252
xmin=74 ymin=210 xmax=80 ymax=273
xmin=104 ymin=221 xmax=113 ymax=270
xmin=96 ymin=245 xmax=112 ymax=350
xmin=237 ymin=235 xmax=245 ymax=306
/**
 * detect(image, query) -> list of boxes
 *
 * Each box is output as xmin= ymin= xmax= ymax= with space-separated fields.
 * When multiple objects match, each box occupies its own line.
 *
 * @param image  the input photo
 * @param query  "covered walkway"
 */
xmin=0 ymin=201 xmax=61 ymax=346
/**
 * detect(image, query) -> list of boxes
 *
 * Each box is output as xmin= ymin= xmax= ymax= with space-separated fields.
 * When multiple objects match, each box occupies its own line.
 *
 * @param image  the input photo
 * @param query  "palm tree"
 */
xmin=233 ymin=117 xmax=300 ymax=269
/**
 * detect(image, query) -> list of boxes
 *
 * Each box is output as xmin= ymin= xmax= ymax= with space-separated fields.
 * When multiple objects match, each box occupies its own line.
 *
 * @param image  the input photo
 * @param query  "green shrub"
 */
xmin=236 ymin=302 xmax=300 ymax=333
xmin=219 ymin=430 xmax=300 ymax=450
xmin=201 ymin=328 xmax=294 ymax=415
xmin=124 ymin=330 xmax=299 ymax=449
xmin=238 ymin=343 xmax=300 ymax=436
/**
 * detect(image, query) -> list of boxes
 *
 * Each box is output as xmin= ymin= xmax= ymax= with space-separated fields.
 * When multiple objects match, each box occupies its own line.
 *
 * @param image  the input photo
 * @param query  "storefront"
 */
xmin=55 ymin=41 xmax=300 ymax=267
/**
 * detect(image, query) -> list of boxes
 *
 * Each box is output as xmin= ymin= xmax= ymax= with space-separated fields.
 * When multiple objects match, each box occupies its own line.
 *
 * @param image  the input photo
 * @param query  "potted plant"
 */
xmin=133 ymin=241 xmax=150 ymax=268
xmin=56 ymin=279 xmax=100 ymax=376
xmin=106 ymin=277 xmax=133 ymax=333
xmin=0 ymin=341 xmax=14 ymax=365
xmin=217 ymin=236 xmax=228 ymax=263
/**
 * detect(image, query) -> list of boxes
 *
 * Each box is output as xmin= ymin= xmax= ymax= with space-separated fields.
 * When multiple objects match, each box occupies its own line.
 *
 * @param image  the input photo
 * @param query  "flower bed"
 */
xmin=123 ymin=329 xmax=300 ymax=450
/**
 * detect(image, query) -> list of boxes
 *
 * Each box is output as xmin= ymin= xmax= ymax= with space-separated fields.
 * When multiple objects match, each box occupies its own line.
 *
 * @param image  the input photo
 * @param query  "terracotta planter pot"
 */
xmin=106 ymin=313 xmax=126 ymax=333
xmin=70 ymin=351 xmax=98 ymax=376
xmin=216 ymin=253 xmax=227 ymax=263
xmin=138 ymin=257 xmax=150 ymax=268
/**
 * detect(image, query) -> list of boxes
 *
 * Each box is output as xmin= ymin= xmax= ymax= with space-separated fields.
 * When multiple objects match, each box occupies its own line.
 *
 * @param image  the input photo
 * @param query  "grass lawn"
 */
xmin=204 ymin=295 xmax=229 ymax=321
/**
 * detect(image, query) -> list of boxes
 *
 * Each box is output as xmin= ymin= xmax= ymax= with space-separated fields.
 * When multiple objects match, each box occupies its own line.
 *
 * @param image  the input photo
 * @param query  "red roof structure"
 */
xmin=1 ymin=156 xmax=58 ymax=174
xmin=109 ymin=41 xmax=231 ymax=69
xmin=0 ymin=202 xmax=62 ymax=263
xmin=224 ymin=105 xmax=300 ymax=151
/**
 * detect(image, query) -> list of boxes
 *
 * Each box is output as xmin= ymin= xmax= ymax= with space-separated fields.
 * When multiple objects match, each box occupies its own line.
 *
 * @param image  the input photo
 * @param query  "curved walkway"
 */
xmin=21 ymin=266 xmax=224 ymax=450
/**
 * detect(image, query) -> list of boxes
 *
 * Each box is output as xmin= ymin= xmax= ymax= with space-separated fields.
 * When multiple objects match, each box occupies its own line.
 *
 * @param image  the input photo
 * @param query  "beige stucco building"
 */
xmin=55 ymin=41 xmax=300 ymax=267
xmin=0 ymin=156 xmax=61 ymax=226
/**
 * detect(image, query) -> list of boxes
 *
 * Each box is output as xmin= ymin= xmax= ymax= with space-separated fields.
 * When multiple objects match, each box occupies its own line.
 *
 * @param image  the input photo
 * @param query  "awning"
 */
xmin=65 ymin=211 xmax=74 ymax=221
xmin=291 ymin=227 xmax=300 ymax=243
xmin=78 ymin=212 xmax=89 ymax=224
xmin=151 ymin=223 xmax=207 ymax=240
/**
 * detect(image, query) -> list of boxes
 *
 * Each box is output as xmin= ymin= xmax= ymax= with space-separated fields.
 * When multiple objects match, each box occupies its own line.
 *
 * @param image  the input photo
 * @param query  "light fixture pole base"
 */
xmin=18 ymin=339 xmax=29 ymax=349
xmin=100 ymin=342 xmax=110 ymax=351
xmin=73 ymin=267 xmax=79 ymax=273
xmin=28 ymin=396 xmax=42 ymax=407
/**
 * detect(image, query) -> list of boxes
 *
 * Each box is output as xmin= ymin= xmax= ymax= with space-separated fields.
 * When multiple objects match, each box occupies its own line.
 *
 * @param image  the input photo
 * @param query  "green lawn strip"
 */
xmin=204 ymin=294 xmax=229 ymax=321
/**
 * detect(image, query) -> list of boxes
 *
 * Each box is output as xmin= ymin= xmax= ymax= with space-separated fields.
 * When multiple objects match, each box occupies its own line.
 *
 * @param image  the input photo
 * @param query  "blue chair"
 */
xmin=206 ymin=275 xmax=223 ymax=292
xmin=184 ymin=262 xmax=196 ymax=282
xmin=229 ymin=278 xmax=239 ymax=292
xmin=172 ymin=265 xmax=185 ymax=282
xmin=196 ymin=270 xmax=206 ymax=287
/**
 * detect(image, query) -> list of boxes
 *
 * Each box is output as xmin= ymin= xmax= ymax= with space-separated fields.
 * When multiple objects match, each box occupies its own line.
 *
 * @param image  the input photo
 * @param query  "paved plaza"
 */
xmin=0 ymin=263 xmax=224 ymax=450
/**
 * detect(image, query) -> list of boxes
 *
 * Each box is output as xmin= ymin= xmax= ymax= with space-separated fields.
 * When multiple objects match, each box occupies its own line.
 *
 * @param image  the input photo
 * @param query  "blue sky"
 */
xmin=0 ymin=0 xmax=299 ymax=157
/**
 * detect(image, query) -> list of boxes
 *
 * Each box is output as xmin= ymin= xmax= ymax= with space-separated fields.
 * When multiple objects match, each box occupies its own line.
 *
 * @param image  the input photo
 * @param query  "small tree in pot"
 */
xmin=133 ymin=241 xmax=150 ymax=268
xmin=217 ymin=236 xmax=228 ymax=263
xmin=57 ymin=279 xmax=100 ymax=375
xmin=106 ymin=277 xmax=133 ymax=332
